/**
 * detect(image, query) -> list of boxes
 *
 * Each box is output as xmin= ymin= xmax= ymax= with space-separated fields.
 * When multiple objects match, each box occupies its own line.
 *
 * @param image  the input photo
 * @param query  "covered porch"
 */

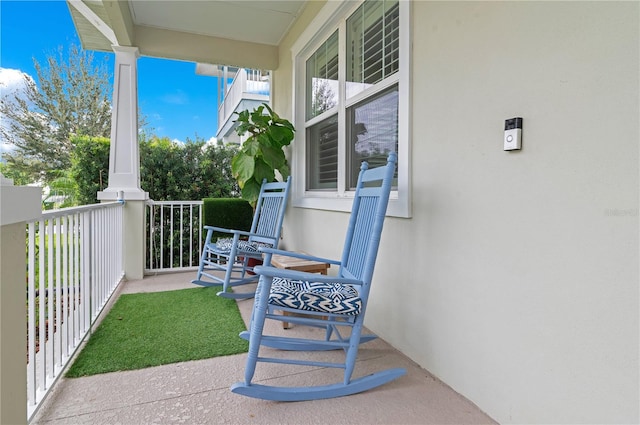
xmin=30 ymin=271 xmax=495 ymax=425
xmin=1 ymin=1 xmax=637 ymax=424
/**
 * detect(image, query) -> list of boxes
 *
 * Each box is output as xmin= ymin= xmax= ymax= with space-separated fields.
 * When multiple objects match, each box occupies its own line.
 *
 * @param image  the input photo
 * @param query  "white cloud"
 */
xmin=200 ymin=137 xmax=219 ymax=152
xmin=171 ymin=138 xmax=185 ymax=146
xmin=0 ymin=68 xmax=35 ymax=156
xmin=0 ymin=68 xmax=34 ymax=99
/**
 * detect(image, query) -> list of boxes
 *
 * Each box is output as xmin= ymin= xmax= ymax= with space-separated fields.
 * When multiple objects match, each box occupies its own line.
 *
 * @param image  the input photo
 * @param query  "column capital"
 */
xmin=112 ymin=45 xmax=140 ymax=57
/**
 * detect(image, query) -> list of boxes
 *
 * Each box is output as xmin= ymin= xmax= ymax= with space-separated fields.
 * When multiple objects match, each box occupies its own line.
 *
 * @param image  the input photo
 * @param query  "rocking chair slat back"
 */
xmin=252 ymin=192 xmax=286 ymax=245
xmin=340 ymin=160 xmax=394 ymax=286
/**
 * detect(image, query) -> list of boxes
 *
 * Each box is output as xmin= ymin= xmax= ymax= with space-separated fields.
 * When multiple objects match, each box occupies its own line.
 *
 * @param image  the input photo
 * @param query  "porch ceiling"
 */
xmin=67 ymin=0 xmax=308 ymax=70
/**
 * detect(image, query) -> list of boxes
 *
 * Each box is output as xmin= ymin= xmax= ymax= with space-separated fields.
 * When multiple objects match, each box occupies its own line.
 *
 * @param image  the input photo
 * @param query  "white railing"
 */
xmin=145 ymin=200 xmax=203 ymax=273
xmin=217 ymin=68 xmax=270 ymax=130
xmin=26 ymin=200 xmax=125 ymax=420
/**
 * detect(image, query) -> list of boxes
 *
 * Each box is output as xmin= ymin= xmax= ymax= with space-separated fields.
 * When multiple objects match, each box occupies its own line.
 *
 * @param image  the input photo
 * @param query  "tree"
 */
xmin=311 ymin=79 xmax=337 ymax=117
xmin=0 ymin=44 xmax=111 ymax=185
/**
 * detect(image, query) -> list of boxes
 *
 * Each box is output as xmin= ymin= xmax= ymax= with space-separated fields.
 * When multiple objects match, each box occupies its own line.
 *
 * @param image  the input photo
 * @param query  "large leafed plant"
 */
xmin=231 ymin=103 xmax=295 ymax=204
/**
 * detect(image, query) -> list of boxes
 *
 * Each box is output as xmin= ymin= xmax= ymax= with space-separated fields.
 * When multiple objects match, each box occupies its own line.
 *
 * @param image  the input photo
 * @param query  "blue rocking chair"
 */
xmin=191 ymin=177 xmax=291 ymax=299
xmin=231 ymin=153 xmax=406 ymax=401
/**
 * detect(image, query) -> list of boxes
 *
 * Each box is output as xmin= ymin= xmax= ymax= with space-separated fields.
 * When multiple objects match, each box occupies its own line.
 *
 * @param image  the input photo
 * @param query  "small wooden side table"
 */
xmin=270 ymin=253 xmax=330 ymax=329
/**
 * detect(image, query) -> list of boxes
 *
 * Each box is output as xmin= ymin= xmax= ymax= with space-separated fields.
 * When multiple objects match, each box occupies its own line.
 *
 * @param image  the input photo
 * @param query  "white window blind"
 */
xmin=306 ymin=31 xmax=339 ymax=121
xmin=306 ymin=114 xmax=339 ymax=190
xmin=346 ymin=0 xmax=399 ymax=99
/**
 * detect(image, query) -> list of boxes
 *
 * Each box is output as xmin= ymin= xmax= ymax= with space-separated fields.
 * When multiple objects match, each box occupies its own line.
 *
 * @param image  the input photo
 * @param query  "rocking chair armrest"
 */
xmin=203 ymin=225 xmax=235 ymax=235
xmin=203 ymin=226 xmax=276 ymax=242
xmin=258 ymin=247 xmax=341 ymax=266
xmin=253 ymin=265 xmax=362 ymax=286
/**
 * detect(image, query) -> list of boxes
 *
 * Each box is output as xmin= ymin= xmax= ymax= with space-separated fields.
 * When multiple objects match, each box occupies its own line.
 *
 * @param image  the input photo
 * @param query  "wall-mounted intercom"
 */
xmin=504 ymin=117 xmax=523 ymax=151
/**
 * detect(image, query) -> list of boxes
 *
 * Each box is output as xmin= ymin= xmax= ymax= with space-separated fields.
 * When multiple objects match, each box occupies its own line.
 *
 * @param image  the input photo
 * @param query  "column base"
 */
xmin=98 ymin=188 xmax=148 ymax=201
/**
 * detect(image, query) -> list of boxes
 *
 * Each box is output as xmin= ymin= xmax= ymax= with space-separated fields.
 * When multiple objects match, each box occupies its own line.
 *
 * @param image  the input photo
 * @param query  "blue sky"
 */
xmin=0 ymin=0 xmax=220 ymax=143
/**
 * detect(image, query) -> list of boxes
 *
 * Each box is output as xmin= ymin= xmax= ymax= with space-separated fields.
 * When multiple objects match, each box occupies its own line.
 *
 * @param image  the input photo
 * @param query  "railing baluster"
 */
xmin=147 ymin=204 xmax=152 ymax=270
xmin=93 ymin=209 xmax=99 ymax=321
xmin=38 ymin=219 xmax=46 ymax=393
xmin=69 ymin=214 xmax=76 ymax=347
xmin=179 ymin=204 xmax=184 ymax=268
xmin=27 ymin=223 xmax=36 ymax=407
xmin=72 ymin=213 xmax=79 ymax=344
xmin=199 ymin=203 xmax=203 ymax=261
xmin=160 ymin=204 xmax=164 ymax=270
xmin=54 ymin=217 xmax=62 ymax=372
xmin=46 ymin=219 xmax=54 ymax=384
xmin=170 ymin=204 xmax=174 ymax=268
xmin=62 ymin=215 xmax=69 ymax=358
xmin=82 ymin=211 xmax=90 ymax=333
xmin=189 ymin=204 xmax=194 ymax=267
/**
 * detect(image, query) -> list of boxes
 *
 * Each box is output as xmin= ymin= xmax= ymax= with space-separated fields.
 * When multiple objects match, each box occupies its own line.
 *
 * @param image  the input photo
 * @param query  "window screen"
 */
xmin=347 ymin=84 xmax=398 ymax=189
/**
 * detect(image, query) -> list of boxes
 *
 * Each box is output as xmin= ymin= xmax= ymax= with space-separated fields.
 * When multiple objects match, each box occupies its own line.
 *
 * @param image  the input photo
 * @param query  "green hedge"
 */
xmin=203 ymin=198 xmax=253 ymax=240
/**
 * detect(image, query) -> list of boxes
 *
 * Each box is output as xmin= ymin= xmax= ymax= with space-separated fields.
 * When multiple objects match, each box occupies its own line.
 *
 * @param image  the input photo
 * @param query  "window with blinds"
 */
xmin=346 ymin=0 xmax=399 ymax=99
xmin=306 ymin=114 xmax=338 ymax=190
xmin=306 ymin=31 xmax=339 ymax=121
xmin=303 ymin=0 xmax=402 ymax=195
xmin=294 ymin=0 xmax=409 ymax=215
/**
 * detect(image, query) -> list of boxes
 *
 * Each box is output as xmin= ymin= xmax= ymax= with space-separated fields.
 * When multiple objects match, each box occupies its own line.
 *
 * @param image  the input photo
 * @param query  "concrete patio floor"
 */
xmin=31 ymin=271 xmax=496 ymax=425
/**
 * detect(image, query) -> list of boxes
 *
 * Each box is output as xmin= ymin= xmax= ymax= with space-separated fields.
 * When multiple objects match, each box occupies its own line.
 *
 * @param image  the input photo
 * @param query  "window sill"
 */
xmin=292 ymin=192 xmax=411 ymax=218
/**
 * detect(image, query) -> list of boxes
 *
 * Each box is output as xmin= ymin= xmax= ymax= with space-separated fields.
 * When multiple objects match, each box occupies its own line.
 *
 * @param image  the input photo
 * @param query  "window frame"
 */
xmin=291 ymin=0 xmax=412 ymax=218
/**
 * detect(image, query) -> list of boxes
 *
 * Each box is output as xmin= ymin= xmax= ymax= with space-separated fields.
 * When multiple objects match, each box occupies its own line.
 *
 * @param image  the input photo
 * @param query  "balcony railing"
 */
xmin=145 ymin=200 xmax=203 ymax=273
xmin=26 ymin=200 xmax=125 ymax=420
xmin=217 ymin=68 xmax=270 ymax=132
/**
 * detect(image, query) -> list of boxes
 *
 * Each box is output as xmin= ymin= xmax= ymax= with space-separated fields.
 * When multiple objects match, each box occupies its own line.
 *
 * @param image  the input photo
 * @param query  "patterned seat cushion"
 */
xmin=269 ymin=277 xmax=362 ymax=315
xmin=215 ymin=237 xmax=272 ymax=253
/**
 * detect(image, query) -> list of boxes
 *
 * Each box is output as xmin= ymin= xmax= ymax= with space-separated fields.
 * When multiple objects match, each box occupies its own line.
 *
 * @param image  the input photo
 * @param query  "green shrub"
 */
xmin=69 ymin=134 xmax=240 ymax=205
xmin=70 ymin=135 xmax=110 ymax=205
xmin=203 ymin=198 xmax=253 ymax=240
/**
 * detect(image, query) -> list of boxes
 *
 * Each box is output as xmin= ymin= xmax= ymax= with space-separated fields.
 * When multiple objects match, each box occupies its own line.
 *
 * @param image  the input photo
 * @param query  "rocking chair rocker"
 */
xmin=191 ymin=177 xmax=291 ymax=299
xmin=232 ymin=153 xmax=405 ymax=401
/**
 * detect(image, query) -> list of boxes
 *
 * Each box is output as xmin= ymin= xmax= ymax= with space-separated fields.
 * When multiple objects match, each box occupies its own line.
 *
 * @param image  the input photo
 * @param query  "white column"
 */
xmin=98 ymin=46 xmax=148 ymax=280
xmin=0 ymin=177 xmax=41 ymax=425
xmin=98 ymin=45 xmax=148 ymax=202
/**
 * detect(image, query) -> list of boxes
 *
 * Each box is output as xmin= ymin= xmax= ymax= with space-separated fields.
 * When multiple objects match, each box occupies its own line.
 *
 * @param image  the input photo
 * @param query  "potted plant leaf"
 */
xmin=231 ymin=103 xmax=295 ymax=205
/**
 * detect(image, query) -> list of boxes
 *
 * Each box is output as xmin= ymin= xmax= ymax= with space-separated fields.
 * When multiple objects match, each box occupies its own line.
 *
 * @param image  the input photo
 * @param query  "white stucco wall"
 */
xmin=276 ymin=1 xmax=639 ymax=423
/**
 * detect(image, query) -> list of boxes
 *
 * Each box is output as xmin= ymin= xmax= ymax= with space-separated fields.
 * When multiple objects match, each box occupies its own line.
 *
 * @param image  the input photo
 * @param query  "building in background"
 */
xmin=196 ymin=64 xmax=270 ymax=144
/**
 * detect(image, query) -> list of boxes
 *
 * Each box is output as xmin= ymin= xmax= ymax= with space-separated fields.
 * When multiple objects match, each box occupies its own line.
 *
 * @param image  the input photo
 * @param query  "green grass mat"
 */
xmin=66 ymin=287 xmax=248 ymax=377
